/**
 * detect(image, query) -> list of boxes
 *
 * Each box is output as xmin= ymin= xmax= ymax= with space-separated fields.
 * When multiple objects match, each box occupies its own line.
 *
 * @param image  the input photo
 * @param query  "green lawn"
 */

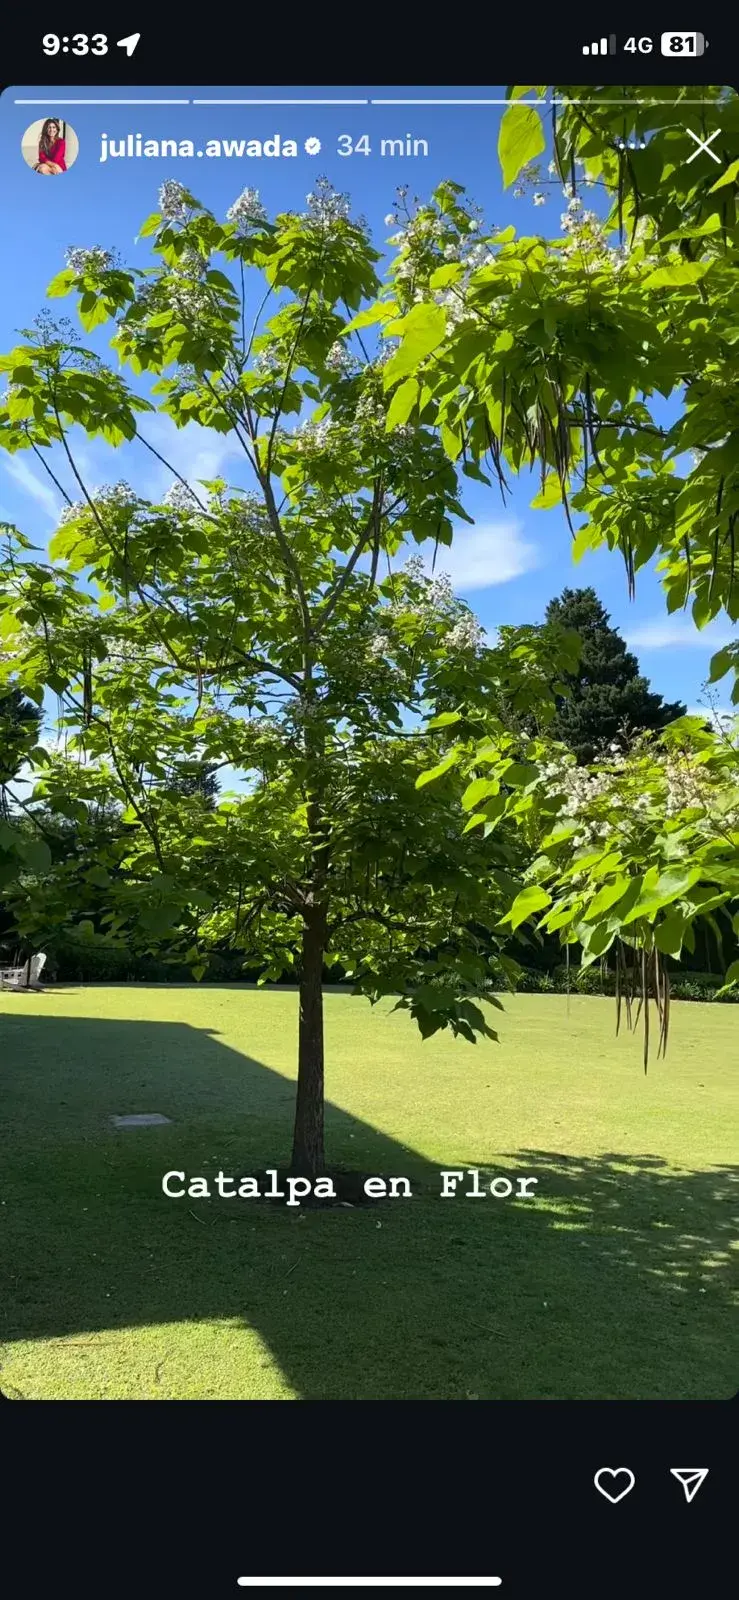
xmin=1 ymin=985 xmax=736 ymax=1399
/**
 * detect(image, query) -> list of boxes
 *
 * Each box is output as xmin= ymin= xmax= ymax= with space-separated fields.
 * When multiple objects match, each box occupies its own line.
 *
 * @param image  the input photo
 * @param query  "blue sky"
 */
xmin=0 ymin=82 xmax=734 ymax=721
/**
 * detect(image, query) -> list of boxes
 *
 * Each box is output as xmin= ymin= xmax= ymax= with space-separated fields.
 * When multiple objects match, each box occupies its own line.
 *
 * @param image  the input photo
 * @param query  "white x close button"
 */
xmin=685 ymin=129 xmax=721 ymax=165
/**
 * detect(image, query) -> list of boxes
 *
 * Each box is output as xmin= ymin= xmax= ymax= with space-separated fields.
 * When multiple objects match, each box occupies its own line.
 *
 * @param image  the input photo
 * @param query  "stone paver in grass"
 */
xmin=110 ymin=1113 xmax=172 ymax=1127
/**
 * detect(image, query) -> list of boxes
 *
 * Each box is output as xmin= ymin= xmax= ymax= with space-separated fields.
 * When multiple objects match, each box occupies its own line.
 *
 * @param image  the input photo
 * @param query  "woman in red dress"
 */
xmin=34 ymin=118 xmax=67 ymax=175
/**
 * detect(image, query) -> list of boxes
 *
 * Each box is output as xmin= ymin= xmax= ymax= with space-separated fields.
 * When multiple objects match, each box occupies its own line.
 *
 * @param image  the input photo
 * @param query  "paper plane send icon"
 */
xmin=670 ymin=1468 xmax=709 ymax=1503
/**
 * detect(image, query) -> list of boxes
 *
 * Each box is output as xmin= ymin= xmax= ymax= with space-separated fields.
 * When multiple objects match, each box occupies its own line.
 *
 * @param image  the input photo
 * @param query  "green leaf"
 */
xmin=21 ymin=838 xmax=52 ymax=874
xmin=415 ymin=745 xmax=461 ymax=788
xmin=572 ymin=527 xmax=596 ymax=564
xmin=654 ymin=911 xmax=687 ymax=956
xmin=541 ymin=823 xmax=578 ymax=849
xmin=708 ymin=646 xmax=733 ymax=683
xmin=708 ymin=158 xmax=739 ymax=193
xmin=622 ymin=865 xmax=703 ymax=923
xmin=205 ymin=269 xmax=237 ymax=291
xmin=530 ymin=476 xmax=562 ymax=510
xmin=429 ymin=263 xmax=465 ymax=289
xmin=587 ymin=922 xmax=615 ymax=957
xmin=541 ymin=898 xmax=581 ymax=933
xmin=461 ymin=776 xmax=498 ymax=812
xmin=462 ymin=811 xmax=486 ymax=833
xmin=426 ymin=710 xmax=462 ymax=729
xmin=343 ymin=303 xmax=396 ymax=334
xmin=46 ymin=269 xmax=76 ymax=299
xmin=385 ymin=377 xmax=419 ymax=430
xmin=643 ymin=261 xmax=709 ymax=289
xmin=583 ymin=876 xmax=630 ymax=922
xmin=503 ymin=763 xmax=538 ymax=787
xmin=441 ymin=423 xmax=463 ymax=460
xmin=502 ymin=884 xmax=552 ymax=930
xmin=85 ymin=865 xmax=112 ymax=887
xmin=138 ymin=212 xmax=164 ymax=237
xmin=498 ymin=103 xmax=546 ymax=189
xmin=383 ymin=304 xmax=447 ymax=386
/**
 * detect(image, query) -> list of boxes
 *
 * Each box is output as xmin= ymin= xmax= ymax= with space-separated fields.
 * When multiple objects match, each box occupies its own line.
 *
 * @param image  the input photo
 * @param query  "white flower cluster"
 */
xmin=227 ymin=186 xmax=267 ymax=231
xmin=403 ymin=552 xmax=428 ymax=583
xmin=95 ymin=480 xmax=136 ymax=508
xmin=510 ymin=161 xmax=546 ymax=202
xmin=419 ymin=229 xmax=496 ymax=329
xmin=368 ymin=631 xmax=392 ymax=658
xmin=391 ymin=425 xmax=415 ymax=446
xmin=292 ymin=417 xmax=336 ymax=453
xmin=169 ymin=281 xmax=210 ymax=319
xmin=392 ymin=555 xmax=486 ymax=650
xmin=560 ymin=195 xmax=596 ymax=231
xmin=373 ymin=340 xmax=399 ymax=367
xmin=175 ymin=245 xmax=205 ymax=278
xmin=661 ymin=754 xmax=716 ymax=818
xmin=545 ymin=760 xmax=618 ymax=850
xmin=159 ymin=179 xmax=190 ymax=222
xmin=57 ymin=480 xmax=135 ymax=526
xmin=435 ymin=286 xmax=470 ymax=331
xmin=107 ymin=637 xmax=150 ymax=667
xmin=229 ymin=491 xmax=270 ymax=527
xmin=305 ymin=176 xmax=351 ymax=226
xmin=65 ymin=245 xmax=115 ymax=274
xmin=33 ymin=309 xmax=70 ymax=344
xmin=354 ymin=386 xmax=385 ymax=429
xmin=171 ymin=364 xmax=200 ymax=394
xmin=167 ymin=245 xmax=210 ymax=318
xmin=58 ymin=500 xmax=87 ymax=525
xmin=162 ymin=481 xmax=198 ymax=512
xmin=445 ymin=614 xmax=485 ymax=652
xmin=325 ymin=340 xmax=357 ymax=376
xmin=397 ymin=556 xmax=456 ymax=616
xmin=429 ymin=572 xmax=455 ymax=610
xmin=556 ymin=195 xmax=629 ymax=271
xmin=392 ymin=213 xmax=447 ymax=284
xmin=539 ymin=743 xmax=739 ymax=853
xmin=254 ymin=348 xmax=281 ymax=375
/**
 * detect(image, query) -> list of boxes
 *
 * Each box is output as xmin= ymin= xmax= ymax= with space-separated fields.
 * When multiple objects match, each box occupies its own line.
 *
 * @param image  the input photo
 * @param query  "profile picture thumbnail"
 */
xmin=22 ymin=116 xmax=79 ymax=175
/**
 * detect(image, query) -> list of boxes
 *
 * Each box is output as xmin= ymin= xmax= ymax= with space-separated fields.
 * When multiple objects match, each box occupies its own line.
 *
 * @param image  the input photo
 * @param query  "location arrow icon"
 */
xmin=670 ymin=1468 xmax=709 ymax=1504
xmin=116 ymin=33 xmax=141 ymax=56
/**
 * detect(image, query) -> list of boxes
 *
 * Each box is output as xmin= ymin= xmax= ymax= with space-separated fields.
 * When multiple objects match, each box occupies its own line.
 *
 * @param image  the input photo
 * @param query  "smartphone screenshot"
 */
xmin=0 ymin=19 xmax=736 ymax=1597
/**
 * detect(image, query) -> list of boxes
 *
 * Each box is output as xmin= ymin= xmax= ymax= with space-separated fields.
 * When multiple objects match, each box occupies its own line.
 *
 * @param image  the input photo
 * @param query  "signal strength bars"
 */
xmin=582 ymin=34 xmax=617 ymax=54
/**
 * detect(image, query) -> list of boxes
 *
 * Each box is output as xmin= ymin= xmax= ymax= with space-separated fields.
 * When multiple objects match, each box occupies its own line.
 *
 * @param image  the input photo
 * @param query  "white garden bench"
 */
xmin=0 ymin=952 xmax=47 ymax=991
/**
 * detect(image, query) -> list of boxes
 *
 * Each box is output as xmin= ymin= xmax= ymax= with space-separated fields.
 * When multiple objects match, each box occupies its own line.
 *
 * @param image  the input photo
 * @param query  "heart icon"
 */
xmin=594 ymin=1467 xmax=636 ymax=1504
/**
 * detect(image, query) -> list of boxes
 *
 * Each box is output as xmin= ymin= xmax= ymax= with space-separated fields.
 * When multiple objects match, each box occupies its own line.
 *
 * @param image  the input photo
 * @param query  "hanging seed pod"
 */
xmin=82 ymin=648 xmax=93 ymax=726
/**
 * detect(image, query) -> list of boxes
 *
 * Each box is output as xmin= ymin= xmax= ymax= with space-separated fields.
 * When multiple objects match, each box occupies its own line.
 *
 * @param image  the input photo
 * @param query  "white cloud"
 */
xmin=626 ymin=616 xmax=736 ymax=651
xmin=420 ymin=519 xmax=539 ymax=593
xmin=3 ymin=455 xmax=61 ymax=521
xmin=142 ymin=418 xmax=244 ymax=499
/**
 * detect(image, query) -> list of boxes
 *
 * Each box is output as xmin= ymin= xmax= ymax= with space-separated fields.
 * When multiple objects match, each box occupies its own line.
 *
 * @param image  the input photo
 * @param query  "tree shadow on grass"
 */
xmin=1 ymin=1013 xmax=736 ymax=1399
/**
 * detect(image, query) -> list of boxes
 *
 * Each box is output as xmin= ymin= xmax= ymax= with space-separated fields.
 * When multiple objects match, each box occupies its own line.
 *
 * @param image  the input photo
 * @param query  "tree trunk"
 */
xmin=291 ymin=904 xmax=327 ymax=1177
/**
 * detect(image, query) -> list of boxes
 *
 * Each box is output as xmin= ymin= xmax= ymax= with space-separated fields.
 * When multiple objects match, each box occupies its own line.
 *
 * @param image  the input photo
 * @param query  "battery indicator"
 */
xmin=660 ymin=31 xmax=707 ymax=55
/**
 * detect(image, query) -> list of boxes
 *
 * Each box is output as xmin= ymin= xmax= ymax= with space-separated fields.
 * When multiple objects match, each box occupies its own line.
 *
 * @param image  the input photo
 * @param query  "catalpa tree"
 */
xmin=0 ymin=177 xmax=575 ymax=1173
xmin=381 ymin=88 xmax=739 ymax=1028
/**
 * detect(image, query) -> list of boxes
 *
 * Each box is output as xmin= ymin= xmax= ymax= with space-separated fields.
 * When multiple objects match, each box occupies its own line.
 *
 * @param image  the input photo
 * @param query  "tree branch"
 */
xmin=317 ymin=478 xmax=384 ymax=629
